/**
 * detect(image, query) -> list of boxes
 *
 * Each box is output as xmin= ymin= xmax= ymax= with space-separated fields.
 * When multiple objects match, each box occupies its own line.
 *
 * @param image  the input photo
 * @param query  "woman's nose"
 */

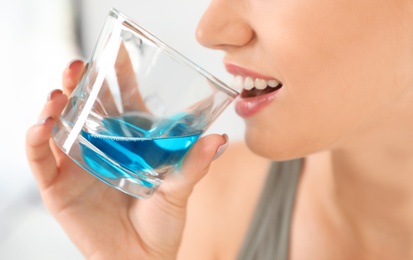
xmin=196 ymin=0 xmax=254 ymax=50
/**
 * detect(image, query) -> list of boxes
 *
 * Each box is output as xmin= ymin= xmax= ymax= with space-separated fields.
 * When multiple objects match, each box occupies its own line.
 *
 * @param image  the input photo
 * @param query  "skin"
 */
xmin=197 ymin=0 xmax=413 ymax=258
xmin=197 ymin=0 xmax=413 ymax=160
xmin=26 ymin=0 xmax=413 ymax=259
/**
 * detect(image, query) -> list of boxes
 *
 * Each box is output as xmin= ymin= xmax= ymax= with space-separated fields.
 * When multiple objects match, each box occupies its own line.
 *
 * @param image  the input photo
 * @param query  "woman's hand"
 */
xmin=25 ymin=60 xmax=228 ymax=259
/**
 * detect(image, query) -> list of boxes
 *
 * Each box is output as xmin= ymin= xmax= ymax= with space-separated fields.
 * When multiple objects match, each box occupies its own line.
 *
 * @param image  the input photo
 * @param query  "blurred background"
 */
xmin=0 ymin=0 xmax=243 ymax=259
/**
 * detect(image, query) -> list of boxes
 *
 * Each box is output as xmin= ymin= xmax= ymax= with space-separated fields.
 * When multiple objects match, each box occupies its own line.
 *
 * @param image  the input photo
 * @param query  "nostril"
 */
xmin=196 ymin=21 xmax=255 ymax=50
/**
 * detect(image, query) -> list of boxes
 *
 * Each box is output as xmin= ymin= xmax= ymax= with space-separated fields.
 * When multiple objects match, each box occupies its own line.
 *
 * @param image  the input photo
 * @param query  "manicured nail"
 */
xmin=47 ymin=89 xmax=63 ymax=101
xmin=36 ymin=116 xmax=53 ymax=127
xmin=213 ymin=134 xmax=229 ymax=160
xmin=66 ymin=59 xmax=83 ymax=70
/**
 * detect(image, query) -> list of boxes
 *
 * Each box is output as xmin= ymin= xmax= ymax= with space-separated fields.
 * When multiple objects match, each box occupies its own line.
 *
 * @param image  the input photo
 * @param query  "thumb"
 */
xmin=157 ymin=133 xmax=229 ymax=205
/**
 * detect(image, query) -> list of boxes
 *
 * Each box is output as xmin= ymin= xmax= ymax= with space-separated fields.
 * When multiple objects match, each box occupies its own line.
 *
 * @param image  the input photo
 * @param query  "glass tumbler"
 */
xmin=52 ymin=8 xmax=238 ymax=199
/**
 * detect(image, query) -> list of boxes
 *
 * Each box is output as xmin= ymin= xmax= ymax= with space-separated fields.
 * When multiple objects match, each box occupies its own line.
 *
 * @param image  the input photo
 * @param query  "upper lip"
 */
xmin=224 ymin=63 xmax=277 ymax=81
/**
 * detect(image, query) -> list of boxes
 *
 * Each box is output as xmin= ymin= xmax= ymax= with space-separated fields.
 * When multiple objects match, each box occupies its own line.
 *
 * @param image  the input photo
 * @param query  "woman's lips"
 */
xmin=225 ymin=63 xmax=283 ymax=117
xmin=235 ymin=89 xmax=281 ymax=117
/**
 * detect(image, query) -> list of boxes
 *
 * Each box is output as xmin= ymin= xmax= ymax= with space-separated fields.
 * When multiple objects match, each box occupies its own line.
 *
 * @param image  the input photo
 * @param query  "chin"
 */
xmin=243 ymin=128 xmax=314 ymax=161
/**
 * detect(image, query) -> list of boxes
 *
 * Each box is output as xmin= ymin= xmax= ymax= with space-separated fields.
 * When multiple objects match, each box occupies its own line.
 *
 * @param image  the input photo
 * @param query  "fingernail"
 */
xmin=47 ymin=89 xmax=63 ymax=101
xmin=36 ymin=116 xmax=54 ymax=127
xmin=66 ymin=59 xmax=83 ymax=70
xmin=213 ymin=134 xmax=229 ymax=160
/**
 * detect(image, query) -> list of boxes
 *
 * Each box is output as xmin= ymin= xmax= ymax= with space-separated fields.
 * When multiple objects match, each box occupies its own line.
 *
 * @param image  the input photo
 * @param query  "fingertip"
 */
xmin=26 ymin=116 xmax=55 ymax=147
xmin=32 ymin=89 xmax=67 ymax=142
xmin=46 ymin=89 xmax=63 ymax=102
xmin=180 ymin=134 xmax=229 ymax=175
xmin=35 ymin=116 xmax=54 ymax=128
xmin=66 ymin=59 xmax=85 ymax=71
xmin=44 ymin=87 xmax=68 ymax=106
xmin=213 ymin=133 xmax=229 ymax=160
xmin=62 ymin=59 xmax=86 ymax=93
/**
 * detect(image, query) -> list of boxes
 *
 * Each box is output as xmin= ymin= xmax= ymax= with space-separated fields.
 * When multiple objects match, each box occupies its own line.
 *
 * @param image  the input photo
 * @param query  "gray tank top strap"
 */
xmin=237 ymin=159 xmax=303 ymax=260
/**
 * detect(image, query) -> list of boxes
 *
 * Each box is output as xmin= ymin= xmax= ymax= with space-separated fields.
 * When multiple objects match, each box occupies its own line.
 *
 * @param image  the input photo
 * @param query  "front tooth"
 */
xmin=233 ymin=75 xmax=244 ymax=91
xmin=268 ymin=79 xmax=279 ymax=88
xmin=255 ymin=79 xmax=267 ymax=90
xmin=244 ymin=77 xmax=254 ymax=90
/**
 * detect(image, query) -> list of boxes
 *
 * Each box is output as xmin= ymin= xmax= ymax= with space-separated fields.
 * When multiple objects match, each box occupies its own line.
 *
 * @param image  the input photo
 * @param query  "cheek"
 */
xmin=244 ymin=1 xmax=409 ymax=159
xmin=261 ymin=0 xmax=406 ymax=110
xmin=242 ymin=0 xmax=413 ymax=159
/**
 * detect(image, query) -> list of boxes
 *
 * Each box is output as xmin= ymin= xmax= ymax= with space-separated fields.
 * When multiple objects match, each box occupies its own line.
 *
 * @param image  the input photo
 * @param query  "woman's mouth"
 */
xmin=231 ymin=75 xmax=283 ymax=117
xmin=225 ymin=64 xmax=283 ymax=117
xmin=232 ymin=75 xmax=283 ymax=98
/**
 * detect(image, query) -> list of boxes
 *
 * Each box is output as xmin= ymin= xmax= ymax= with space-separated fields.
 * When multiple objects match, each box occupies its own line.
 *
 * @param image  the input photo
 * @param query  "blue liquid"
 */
xmin=80 ymin=113 xmax=202 ymax=187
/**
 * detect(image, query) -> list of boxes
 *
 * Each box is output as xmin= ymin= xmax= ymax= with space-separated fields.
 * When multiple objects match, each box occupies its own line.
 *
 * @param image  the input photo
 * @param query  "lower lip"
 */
xmin=234 ymin=90 xmax=280 ymax=118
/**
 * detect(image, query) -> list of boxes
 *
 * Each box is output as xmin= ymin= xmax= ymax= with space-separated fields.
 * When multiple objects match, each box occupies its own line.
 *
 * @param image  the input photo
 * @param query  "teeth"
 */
xmin=234 ymin=75 xmax=244 ymax=91
xmin=245 ymin=77 xmax=254 ymax=90
xmin=268 ymin=80 xmax=278 ymax=88
xmin=254 ymin=78 xmax=267 ymax=90
xmin=231 ymin=75 xmax=281 ymax=91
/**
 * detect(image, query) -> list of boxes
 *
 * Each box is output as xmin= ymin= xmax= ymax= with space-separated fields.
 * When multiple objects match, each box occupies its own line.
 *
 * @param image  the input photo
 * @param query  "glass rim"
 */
xmin=108 ymin=8 xmax=239 ymax=98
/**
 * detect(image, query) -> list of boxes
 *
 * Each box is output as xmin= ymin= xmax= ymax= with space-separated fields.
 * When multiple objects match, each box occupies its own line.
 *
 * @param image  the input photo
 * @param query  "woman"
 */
xmin=26 ymin=0 xmax=413 ymax=259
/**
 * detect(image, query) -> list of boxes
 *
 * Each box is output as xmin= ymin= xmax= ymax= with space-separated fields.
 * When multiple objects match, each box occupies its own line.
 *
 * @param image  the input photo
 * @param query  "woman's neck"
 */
xmin=321 ymin=115 xmax=413 ymax=256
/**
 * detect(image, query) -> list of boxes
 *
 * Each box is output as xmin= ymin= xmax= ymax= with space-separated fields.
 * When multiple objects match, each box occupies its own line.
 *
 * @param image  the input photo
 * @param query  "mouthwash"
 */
xmin=80 ymin=112 xmax=202 ymax=187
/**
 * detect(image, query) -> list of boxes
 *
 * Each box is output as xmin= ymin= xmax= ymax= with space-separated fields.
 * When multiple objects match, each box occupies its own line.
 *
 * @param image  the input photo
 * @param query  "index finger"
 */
xmin=62 ymin=60 xmax=87 ymax=96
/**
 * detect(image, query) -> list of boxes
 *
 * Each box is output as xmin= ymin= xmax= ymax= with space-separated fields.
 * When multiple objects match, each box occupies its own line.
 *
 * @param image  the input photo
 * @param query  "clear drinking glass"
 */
xmin=52 ymin=8 xmax=238 ymax=199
